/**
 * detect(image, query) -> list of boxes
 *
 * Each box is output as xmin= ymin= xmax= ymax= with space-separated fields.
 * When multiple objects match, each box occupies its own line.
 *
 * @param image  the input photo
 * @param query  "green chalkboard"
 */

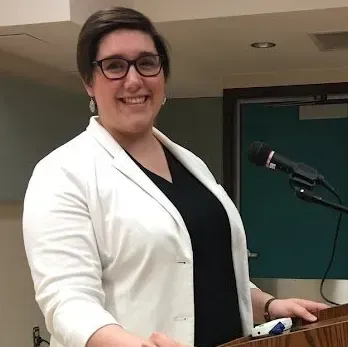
xmin=240 ymin=103 xmax=348 ymax=279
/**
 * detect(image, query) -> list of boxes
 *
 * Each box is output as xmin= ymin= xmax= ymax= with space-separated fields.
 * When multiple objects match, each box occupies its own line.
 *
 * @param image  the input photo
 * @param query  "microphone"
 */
xmin=247 ymin=141 xmax=334 ymax=192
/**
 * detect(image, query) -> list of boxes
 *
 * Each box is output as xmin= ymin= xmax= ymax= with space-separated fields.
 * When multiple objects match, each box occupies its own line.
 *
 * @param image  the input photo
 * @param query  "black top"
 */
xmin=128 ymin=146 xmax=243 ymax=347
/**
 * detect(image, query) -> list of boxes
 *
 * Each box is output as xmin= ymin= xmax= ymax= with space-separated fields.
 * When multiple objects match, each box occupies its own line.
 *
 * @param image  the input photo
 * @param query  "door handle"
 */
xmin=248 ymin=250 xmax=259 ymax=259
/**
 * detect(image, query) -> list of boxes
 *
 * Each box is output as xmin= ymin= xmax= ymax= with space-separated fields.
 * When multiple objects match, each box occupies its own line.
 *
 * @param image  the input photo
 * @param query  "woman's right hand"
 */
xmin=87 ymin=325 xmax=187 ymax=347
xmin=143 ymin=332 xmax=187 ymax=347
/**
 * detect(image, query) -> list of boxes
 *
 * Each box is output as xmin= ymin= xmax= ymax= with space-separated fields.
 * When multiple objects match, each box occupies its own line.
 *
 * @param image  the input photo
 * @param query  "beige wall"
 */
xmin=252 ymin=278 xmax=348 ymax=304
xmin=3 ymin=0 xmax=348 ymax=29
xmin=223 ymin=66 xmax=348 ymax=90
xmin=135 ymin=0 xmax=348 ymax=22
xmin=0 ymin=203 xmax=48 ymax=346
xmin=0 ymin=72 xmax=88 ymax=346
xmin=70 ymin=0 xmax=134 ymax=25
xmin=0 ymin=0 xmax=70 ymax=26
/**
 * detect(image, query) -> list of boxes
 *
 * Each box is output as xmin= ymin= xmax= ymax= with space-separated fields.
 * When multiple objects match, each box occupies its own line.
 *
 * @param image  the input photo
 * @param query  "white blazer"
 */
xmin=23 ymin=116 xmax=256 ymax=347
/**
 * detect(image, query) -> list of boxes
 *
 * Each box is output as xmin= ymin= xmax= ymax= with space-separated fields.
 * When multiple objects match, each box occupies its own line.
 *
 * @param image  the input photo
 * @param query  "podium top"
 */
xmin=219 ymin=303 xmax=348 ymax=347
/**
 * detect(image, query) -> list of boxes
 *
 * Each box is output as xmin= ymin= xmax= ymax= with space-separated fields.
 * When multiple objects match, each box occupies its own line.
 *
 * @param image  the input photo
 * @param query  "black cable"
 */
xmin=319 ymin=182 xmax=342 ymax=306
xmin=33 ymin=326 xmax=50 ymax=347
xmin=289 ymin=177 xmax=342 ymax=306
xmin=34 ymin=335 xmax=50 ymax=346
xmin=38 ymin=338 xmax=50 ymax=346
xmin=319 ymin=211 xmax=341 ymax=306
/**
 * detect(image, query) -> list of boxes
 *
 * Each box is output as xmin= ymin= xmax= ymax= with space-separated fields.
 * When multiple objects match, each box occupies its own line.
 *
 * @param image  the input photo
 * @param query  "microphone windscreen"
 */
xmin=248 ymin=141 xmax=272 ymax=166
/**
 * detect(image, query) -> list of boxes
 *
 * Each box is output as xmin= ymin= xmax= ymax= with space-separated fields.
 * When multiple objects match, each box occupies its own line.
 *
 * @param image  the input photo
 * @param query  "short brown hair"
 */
xmin=76 ymin=7 xmax=170 ymax=85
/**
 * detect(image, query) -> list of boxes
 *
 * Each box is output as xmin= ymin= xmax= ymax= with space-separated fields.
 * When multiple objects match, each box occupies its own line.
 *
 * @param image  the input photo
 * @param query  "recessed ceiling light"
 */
xmin=251 ymin=42 xmax=276 ymax=48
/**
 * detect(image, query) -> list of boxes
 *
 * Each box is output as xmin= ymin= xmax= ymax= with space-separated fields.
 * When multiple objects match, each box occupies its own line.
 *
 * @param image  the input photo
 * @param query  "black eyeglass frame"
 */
xmin=92 ymin=54 xmax=163 ymax=80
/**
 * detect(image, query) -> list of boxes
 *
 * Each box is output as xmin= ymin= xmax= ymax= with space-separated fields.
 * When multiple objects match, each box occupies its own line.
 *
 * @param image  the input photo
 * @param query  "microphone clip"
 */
xmin=289 ymin=172 xmax=316 ymax=191
xmin=288 ymin=174 xmax=348 ymax=215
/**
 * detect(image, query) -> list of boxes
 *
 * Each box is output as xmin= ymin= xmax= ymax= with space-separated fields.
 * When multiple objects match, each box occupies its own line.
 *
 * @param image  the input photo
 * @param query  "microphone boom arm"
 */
xmin=293 ymin=186 xmax=348 ymax=215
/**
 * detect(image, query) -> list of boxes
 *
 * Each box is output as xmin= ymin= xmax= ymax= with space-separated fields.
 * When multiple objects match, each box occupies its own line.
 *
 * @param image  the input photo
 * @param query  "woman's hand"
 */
xmin=142 ymin=332 xmax=188 ymax=347
xmin=268 ymin=298 xmax=329 ymax=322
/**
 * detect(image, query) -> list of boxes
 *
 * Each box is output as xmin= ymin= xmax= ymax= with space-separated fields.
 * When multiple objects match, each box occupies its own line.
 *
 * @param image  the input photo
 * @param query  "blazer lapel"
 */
xmin=111 ymin=150 xmax=187 ymax=229
xmin=86 ymin=117 xmax=187 ymax=231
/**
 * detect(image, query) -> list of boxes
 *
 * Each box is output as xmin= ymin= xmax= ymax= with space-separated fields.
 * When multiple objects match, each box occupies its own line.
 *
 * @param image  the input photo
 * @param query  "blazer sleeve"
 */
xmin=22 ymin=159 xmax=119 ymax=347
xmin=249 ymin=281 xmax=258 ymax=289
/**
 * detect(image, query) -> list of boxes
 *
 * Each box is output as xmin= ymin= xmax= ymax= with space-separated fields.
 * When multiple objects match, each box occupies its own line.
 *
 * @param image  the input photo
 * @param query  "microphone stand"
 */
xmin=289 ymin=174 xmax=348 ymax=215
xmin=293 ymin=186 xmax=348 ymax=215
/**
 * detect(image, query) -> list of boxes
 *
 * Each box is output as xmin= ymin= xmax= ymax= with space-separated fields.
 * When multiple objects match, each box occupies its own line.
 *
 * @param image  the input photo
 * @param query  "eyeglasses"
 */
xmin=92 ymin=54 xmax=163 ymax=80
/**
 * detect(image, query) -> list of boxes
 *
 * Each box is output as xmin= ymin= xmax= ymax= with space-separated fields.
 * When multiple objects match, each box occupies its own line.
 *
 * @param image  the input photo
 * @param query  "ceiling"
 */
xmin=2 ymin=1 xmax=348 ymax=98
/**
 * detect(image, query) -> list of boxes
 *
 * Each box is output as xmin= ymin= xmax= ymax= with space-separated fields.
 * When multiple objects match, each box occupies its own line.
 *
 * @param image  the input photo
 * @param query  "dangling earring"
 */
xmin=162 ymin=96 xmax=167 ymax=106
xmin=89 ymin=97 xmax=96 ymax=114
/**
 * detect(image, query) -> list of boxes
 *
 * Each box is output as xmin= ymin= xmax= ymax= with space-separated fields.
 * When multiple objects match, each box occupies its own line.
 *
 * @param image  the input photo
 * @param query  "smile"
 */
xmin=119 ymin=96 xmax=148 ymax=105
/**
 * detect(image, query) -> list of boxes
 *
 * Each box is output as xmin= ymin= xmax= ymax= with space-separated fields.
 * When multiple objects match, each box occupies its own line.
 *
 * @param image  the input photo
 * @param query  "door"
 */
xmin=240 ymin=102 xmax=348 ymax=279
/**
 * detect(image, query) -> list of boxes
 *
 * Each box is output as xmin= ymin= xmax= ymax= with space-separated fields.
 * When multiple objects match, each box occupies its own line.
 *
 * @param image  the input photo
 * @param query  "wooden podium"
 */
xmin=219 ymin=303 xmax=348 ymax=347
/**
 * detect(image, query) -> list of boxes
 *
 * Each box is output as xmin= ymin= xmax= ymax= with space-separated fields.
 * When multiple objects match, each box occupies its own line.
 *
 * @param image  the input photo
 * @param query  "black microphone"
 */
xmin=247 ymin=141 xmax=335 ymax=193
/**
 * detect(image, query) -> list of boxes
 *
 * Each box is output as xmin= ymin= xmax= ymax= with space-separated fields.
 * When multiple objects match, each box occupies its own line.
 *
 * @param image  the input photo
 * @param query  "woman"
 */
xmin=22 ymin=6 xmax=328 ymax=347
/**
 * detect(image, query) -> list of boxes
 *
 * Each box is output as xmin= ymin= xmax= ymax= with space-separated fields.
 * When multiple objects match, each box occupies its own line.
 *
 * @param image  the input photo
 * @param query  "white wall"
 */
xmin=70 ymin=0 xmax=134 ymax=25
xmin=0 ymin=0 xmax=70 ymax=26
xmin=252 ymin=278 xmax=348 ymax=304
xmin=0 ymin=72 xmax=88 ymax=346
xmin=135 ymin=0 xmax=348 ymax=22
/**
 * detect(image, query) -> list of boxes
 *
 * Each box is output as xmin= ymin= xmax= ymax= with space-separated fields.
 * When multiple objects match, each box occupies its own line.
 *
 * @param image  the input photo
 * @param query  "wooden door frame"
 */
xmin=222 ymin=82 xmax=348 ymax=207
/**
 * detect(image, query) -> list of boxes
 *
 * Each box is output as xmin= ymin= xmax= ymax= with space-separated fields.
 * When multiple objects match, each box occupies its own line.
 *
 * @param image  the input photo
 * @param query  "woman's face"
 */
xmin=85 ymin=29 xmax=165 ymax=138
